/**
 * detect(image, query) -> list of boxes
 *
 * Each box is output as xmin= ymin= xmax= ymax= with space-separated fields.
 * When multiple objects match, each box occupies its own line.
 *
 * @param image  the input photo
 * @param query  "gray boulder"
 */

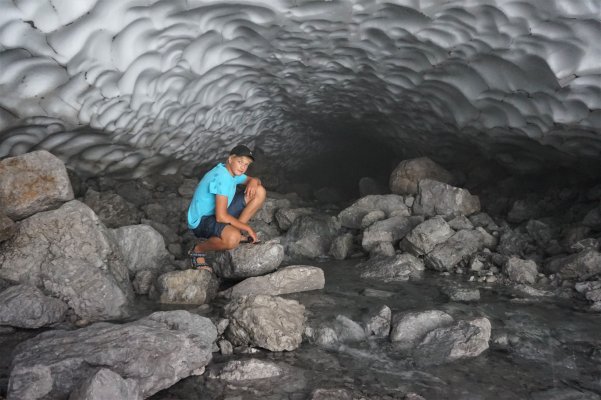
xmin=208 ymin=358 xmax=284 ymax=381
xmin=329 ymin=233 xmax=354 ymax=260
xmin=503 ymin=256 xmax=538 ymax=284
xmin=526 ymin=219 xmax=554 ymax=248
xmin=110 ymin=224 xmax=172 ymax=278
xmin=359 ymin=254 xmax=425 ymax=282
xmin=132 ymin=270 xmax=156 ymax=295
xmin=220 ymin=265 xmax=324 ymax=299
xmin=425 ymin=229 xmax=485 ymax=271
xmin=83 ymin=189 xmax=142 ymax=228
xmin=8 ymin=310 xmax=216 ymax=400
xmin=441 ymin=285 xmax=481 ymax=302
xmin=0 ymin=211 xmax=15 ymax=242
xmin=364 ymin=305 xmax=392 ymax=338
xmin=0 ymin=284 xmax=68 ymax=328
xmin=310 ymin=388 xmax=353 ymax=400
xmin=253 ymin=197 xmax=292 ymax=225
xmin=583 ymin=206 xmax=601 ymax=229
xmin=275 ymin=207 xmax=315 ymax=231
xmin=155 ymin=269 xmax=219 ymax=305
xmin=545 ymin=249 xmax=601 ymax=280
xmin=284 ymin=214 xmax=340 ymax=259
xmin=400 ymin=216 xmax=454 ymax=256
xmin=338 ymin=195 xmax=409 ymax=229
xmin=0 ymin=200 xmax=133 ymax=321
xmin=412 ymin=179 xmax=480 ymax=218
xmin=360 ymin=210 xmax=387 ymax=229
xmin=362 ymin=216 xmax=423 ymax=252
xmin=225 ymin=294 xmax=305 ymax=351
xmin=0 ymin=150 xmax=74 ymax=220
xmin=212 ymin=242 xmax=285 ymax=279
xmin=390 ymin=310 xmax=454 ymax=350
xmin=497 ymin=229 xmax=530 ymax=257
xmin=414 ymin=317 xmax=491 ymax=366
xmin=68 ymin=368 xmax=141 ymax=400
xmin=333 ymin=315 xmax=366 ymax=343
xmin=447 ymin=215 xmax=474 ymax=230
xmin=389 ymin=157 xmax=454 ymax=195
xmin=369 ymin=242 xmax=396 ymax=258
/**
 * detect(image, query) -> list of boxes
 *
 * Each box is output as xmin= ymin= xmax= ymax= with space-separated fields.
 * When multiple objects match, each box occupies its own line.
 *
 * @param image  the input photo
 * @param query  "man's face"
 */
xmin=228 ymin=155 xmax=252 ymax=175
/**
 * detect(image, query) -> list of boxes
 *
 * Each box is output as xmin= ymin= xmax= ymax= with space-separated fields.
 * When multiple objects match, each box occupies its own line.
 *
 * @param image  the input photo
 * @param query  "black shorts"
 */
xmin=191 ymin=190 xmax=246 ymax=239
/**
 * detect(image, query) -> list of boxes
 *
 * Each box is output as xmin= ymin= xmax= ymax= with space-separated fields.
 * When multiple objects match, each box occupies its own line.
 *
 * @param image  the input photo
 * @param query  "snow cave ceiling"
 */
xmin=0 ymin=0 xmax=600 ymax=181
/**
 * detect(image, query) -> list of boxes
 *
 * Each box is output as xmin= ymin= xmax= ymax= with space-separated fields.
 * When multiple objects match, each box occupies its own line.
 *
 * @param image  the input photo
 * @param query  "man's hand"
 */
xmin=244 ymin=226 xmax=259 ymax=243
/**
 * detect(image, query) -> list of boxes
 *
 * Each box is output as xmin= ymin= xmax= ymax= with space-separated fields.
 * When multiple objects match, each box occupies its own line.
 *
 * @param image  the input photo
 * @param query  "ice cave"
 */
xmin=0 ymin=1 xmax=601 ymax=399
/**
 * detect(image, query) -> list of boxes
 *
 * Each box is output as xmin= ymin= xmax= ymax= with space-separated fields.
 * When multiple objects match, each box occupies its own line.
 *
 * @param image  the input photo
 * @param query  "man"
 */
xmin=187 ymin=144 xmax=266 ymax=272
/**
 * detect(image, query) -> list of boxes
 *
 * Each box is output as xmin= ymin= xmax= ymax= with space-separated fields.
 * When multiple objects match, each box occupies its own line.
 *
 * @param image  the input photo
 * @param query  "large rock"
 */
xmin=389 ymin=157 xmax=453 ymax=195
xmin=364 ymin=305 xmax=392 ymax=338
xmin=155 ymin=269 xmax=219 ymax=305
xmin=284 ymin=214 xmax=340 ymax=259
xmin=0 ymin=211 xmax=16 ymax=242
xmin=425 ymin=229 xmax=485 ymax=271
xmin=545 ymin=249 xmax=601 ymax=280
xmin=0 ymin=200 xmax=133 ymax=321
xmin=412 ymin=179 xmax=480 ymax=218
xmin=359 ymin=254 xmax=425 ymax=282
xmin=503 ymin=256 xmax=538 ymax=284
xmin=0 ymin=284 xmax=68 ymax=328
xmin=414 ymin=317 xmax=491 ymax=366
xmin=390 ymin=310 xmax=454 ymax=350
xmin=0 ymin=150 xmax=74 ymax=221
xmin=361 ymin=216 xmax=423 ymax=251
xmin=212 ymin=242 xmax=285 ymax=279
xmin=110 ymin=224 xmax=172 ymax=278
xmin=274 ymin=207 xmax=315 ymax=231
xmin=207 ymin=358 xmax=284 ymax=381
xmin=329 ymin=233 xmax=354 ymax=260
xmin=333 ymin=315 xmax=366 ymax=343
xmin=224 ymin=294 xmax=305 ymax=351
xmin=8 ymin=310 xmax=216 ymax=400
xmin=220 ymin=265 xmax=324 ymax=299
xmin=400 ymin=216 xmax=454 ymax=256
xmin=69 ymin=368 xmax=141 ymax=400
xmin=338 ymin=195 xmax=410 ymax=229
xmin=83 ymin=189 xmax=143 ymax=228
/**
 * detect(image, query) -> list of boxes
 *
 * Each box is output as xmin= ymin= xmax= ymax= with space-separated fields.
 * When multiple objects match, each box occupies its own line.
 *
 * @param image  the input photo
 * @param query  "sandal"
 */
xmin=188 ymin=250 xmax=213 ymax=273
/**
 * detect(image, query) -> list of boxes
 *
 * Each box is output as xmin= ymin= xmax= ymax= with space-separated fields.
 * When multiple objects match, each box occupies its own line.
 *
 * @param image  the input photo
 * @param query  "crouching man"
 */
xmin=187 ymin=144 xmax=266 ymax=272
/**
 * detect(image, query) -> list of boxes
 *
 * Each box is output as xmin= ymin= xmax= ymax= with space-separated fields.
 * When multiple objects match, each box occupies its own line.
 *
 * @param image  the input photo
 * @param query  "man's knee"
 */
xmin=255 ymin=184 xmax=266 ymax=203
xmin=222 ymin=230 xmax=241 ymax=250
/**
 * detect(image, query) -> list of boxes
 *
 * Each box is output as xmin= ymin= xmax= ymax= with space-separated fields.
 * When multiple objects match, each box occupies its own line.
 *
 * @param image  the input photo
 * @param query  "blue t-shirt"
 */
xmin=187 ymin=163 xmax=247 ymax=229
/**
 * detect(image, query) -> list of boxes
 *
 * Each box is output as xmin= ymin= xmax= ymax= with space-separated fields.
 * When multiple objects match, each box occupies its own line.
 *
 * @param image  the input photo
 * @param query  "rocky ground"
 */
xmin=1 ymin=151 xmax=600 ymax=399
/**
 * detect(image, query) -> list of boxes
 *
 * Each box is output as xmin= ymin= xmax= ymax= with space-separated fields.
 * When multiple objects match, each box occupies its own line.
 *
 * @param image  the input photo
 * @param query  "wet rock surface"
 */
xmin=212 ymin=242 xmax=285 ymax=279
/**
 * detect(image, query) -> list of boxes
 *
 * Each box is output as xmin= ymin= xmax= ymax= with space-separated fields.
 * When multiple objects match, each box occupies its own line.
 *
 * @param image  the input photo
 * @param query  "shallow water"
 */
xmin=150 ymin=258 xmax=601 ymax=400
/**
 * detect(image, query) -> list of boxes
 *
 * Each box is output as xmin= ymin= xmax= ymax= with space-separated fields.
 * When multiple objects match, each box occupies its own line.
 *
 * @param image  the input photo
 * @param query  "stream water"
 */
xmin=148 ymin=258 xmax=601 ymax=400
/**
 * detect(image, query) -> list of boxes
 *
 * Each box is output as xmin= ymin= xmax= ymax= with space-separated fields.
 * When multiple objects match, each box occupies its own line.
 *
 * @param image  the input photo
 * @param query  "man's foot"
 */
xmin=188 ymin=250 xmax=213 ymax=273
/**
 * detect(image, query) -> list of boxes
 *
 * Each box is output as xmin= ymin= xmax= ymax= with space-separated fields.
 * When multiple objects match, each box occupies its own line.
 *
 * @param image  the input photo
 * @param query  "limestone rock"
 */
xmin=448 ymin=215 xmax=474 ymax=230
xmin=0 ymin=200 xmax=133 ymax=321
xmin=359 ymin=254 xmax=425 ymax=282
xmin=212 ymin=242 xmax=285 ymax=279
xmin=425 ymin=229 xmax=485 ymax=271
xmin=0 ymin=211 xmax=15 ymax=242
xmin=208 ymin=358 xmax=284 ymax=381
xmin=364 ymin=305 xmax=392 ymax=338
xmin=132 ymin=270 xmax=156 ymax=295
xmin=360 ymin=210 xmax=386 ymax=229
xmin=275 ymin=207 xmax=315 ymax=231
xmin=369 ymin=241 xmax=396 ymax=258
xmin=0 ymin=284 xmax=68 ymax=328
xmin=333 ymin=315 xmax=366 ymax=343
xmin=0 ymin=150 xmax=74 ymax=221
xmin=412 ymin=179 xmax=480 ymax=217
xmin=390 ymin=310 xmax=454 ymax=350
xmin=253 ymin=197 xmax=292 ymax=225
xmin=329 ymin=233 xmax=354 ymax=260
xmin=284 ymin=214 xmax=340 ymax=259
xmin=225 ymin=294 xmax=305 ymax=351
xmin=362 ymin=216 xmax=423 ymax=251
xmin=414 ymin=317 xmax=491 ymax=366
xmin=8 ymin=310 xmax=217 ymax=400
xmin=338 ymin=195 xmax=409 ymax=229
xmin=400 ymin=216 xmax=454 ymax=256
xmin=68 ymin=368 xmax=141 ymax=400
xmin=220 ymin=265 xmax=324 ymax=299
xmin=389 ymin=157 xmax=454 ymax=195
xmin=155 ymin=269 xmax=218 ymax=305
xmin=497 ymin=229 xmax=529 ymax=257
xmin=110 ymin=224 xmax=172 ymax=278
xmin=83 ymin=189 xmax=142 ymax=228
xmin=503 ymin=256 xmax=538 ymax=284
xmin=545 ymin=249 xmax=601 ymax=280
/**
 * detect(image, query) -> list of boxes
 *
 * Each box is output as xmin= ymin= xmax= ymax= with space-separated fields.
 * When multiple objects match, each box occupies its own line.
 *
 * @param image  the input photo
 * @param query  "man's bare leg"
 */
xmin=191 ymin=226 xmax=242 ymax=265
xmin=239 ymin=185 xmax=266 ymax=223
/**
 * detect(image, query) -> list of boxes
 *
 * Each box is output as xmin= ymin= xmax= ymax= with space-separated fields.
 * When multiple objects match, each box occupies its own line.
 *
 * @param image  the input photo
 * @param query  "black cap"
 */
xmin=229 ymin=144 xmax=255 ymax=161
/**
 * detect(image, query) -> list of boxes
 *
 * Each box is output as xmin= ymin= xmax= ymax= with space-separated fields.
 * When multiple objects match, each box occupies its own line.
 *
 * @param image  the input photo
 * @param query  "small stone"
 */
xmin=218 ymin=340 xmax=234 ymax=355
